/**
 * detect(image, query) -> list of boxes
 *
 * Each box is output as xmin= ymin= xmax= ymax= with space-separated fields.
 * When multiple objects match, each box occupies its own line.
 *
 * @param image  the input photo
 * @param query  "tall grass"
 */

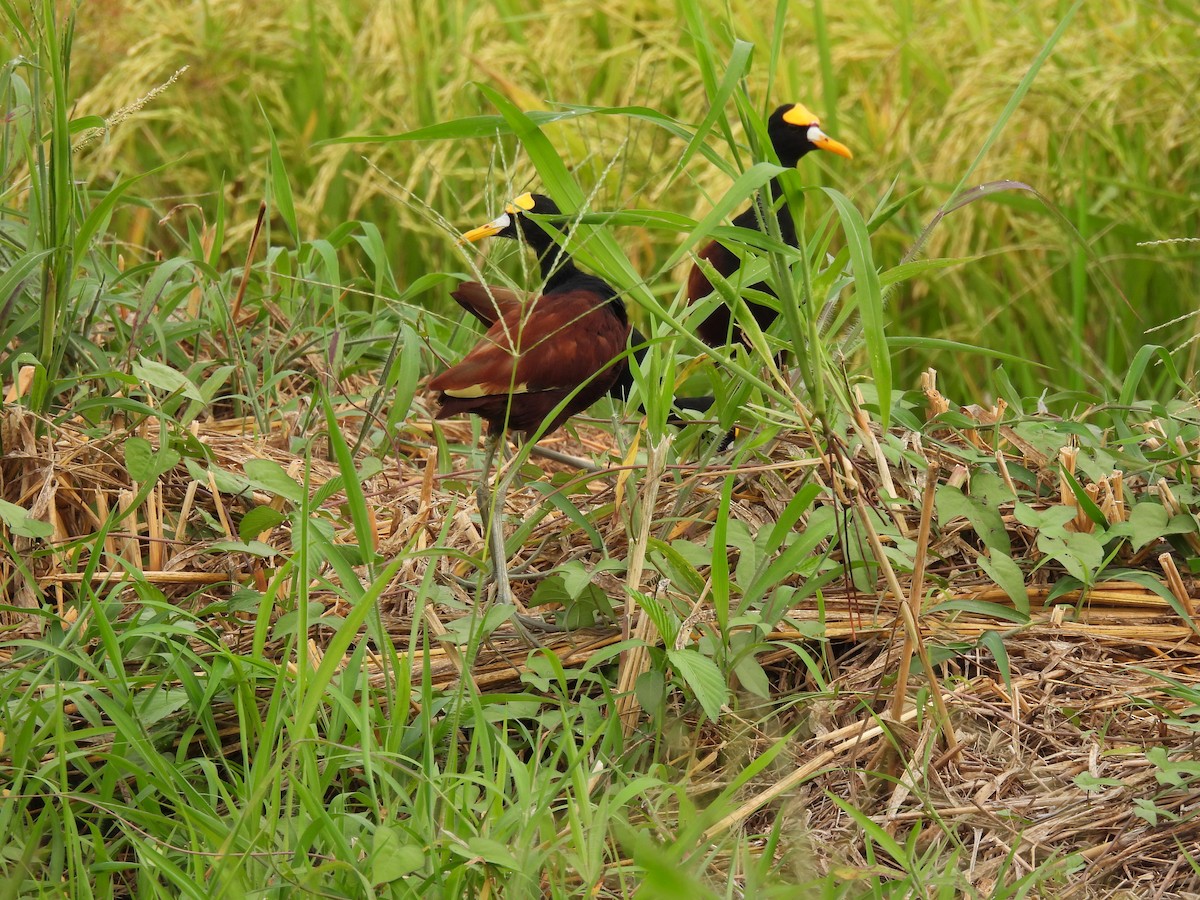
xmin=41 ymin=0 xmax=1200 ymax=400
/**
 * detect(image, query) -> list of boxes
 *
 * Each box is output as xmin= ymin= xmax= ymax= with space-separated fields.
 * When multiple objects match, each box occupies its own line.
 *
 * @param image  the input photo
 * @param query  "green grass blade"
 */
xmin=823 ymin=187 xmax=889 ymax=430
xmin=811 ymin=0 xmax=839 ymax=133
xmin=670 ymin=40 xmax=753 ymax=180
xmin=263 ymin=108 xmax=299 ymax=243
xmin=887 ymin=336 xmax=1039 ymax=367
xmin=946 ymin=0 xmax=1083 ymax=204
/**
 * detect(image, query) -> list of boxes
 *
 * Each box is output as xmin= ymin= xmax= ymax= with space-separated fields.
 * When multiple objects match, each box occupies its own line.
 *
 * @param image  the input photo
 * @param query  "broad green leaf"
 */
xmin=977 ymin=550 xmax=1028 ymax=613
xmin=1133 ymin=797 xmax=1161 ymax=827
xmin=132 ymin=357 xmax=204 ymax=403
xmin=528 ymin=572 xmax=610 ymax=627
xmin=461 ymin=836 xmax=520 ymax=870
xmin=937 ymin=484 xmax=1010 ymax=555
xmin=528 ymin=575 xmax=571 ymax=608
xmin=733 ymin=654 xmax=771 ymax=699
xmin=243 ymin=458 xmax=304 ymax=504
xmin=1147 ymin=746 xmax=1200 ymax=787
xmin=559 ymin=560 xmax=596 ymax=600
xmin=1105 ymin=502 xmax=1168 ymax=552
xmin=970 ymin=470 xmax=1016 ymax=508
xmin=0 ymin=498 xmax=53 ymax=539
xmin=1074 ymin=772 xmax=1125 ymax=792
xmin=1037 ymin=530 xmax=1104 ymax=584
xmin=635 ymin=668 xmax=667 ymax=720
xmin=978 ymin=630 xmax=1012 ymax=685
xmin=1013 ymin=501 xmax=1075 ymax=530
xmin=187 ymin=459 xmax=250 ymax=496
xmin=134 ymin=687 xmax=191 ymax=726
xmin=667 ymin=648 xmax=728 ymax=722
xmin=370 ymin=827 xmax=424 ymax=883
xmin=124 ymin=437 xmax=156 ymax=483
xmin=442 ymin=604 xmax=516 ymax=644
xmin=238 ymin=506 xmax=286 ymax=542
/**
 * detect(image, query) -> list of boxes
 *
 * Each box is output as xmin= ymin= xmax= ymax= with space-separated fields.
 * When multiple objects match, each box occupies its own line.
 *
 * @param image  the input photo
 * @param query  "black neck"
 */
xmin=535 ymin=245 xmax=581 ymax=292
xmin=759 ymin=146 xmax=808 ymax=247
xmin=517 ymin=221 xmax=578 ymax=291
xmin=525 ymin=223 xmax=625 ymax=327
xmin=766 ymin=174 xmax=798 ymax=247
xmin=737 ymin=171 xmax=799 ymax=248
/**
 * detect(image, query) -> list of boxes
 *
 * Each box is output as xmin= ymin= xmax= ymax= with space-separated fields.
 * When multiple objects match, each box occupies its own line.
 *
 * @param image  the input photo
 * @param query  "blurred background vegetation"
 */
xmin=55 ymin=0 xmax=1200 ymax=401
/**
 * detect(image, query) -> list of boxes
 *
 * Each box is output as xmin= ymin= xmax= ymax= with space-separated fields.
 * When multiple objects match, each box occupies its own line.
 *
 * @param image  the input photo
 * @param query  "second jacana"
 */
xmin=687 ymin=103 xmax=852 ymax=348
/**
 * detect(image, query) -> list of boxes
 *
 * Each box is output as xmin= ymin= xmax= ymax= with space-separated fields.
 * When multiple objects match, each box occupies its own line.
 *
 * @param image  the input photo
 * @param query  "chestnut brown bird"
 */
xmin=432 ymin=193 xmax=630 ymax=435
xmin=430 ymin=193 xmax=630 ymax=642
xmin=688 ymin=102 xmax=852 ymax=348
xmin=449 ymin=194 xmax=648 ymax=405
xmin=451 ymin=195 xmax=721 ymax=437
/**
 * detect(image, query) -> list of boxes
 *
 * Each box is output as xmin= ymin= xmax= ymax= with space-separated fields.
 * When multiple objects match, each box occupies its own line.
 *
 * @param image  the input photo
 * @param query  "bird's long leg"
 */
xmin=475 ymin=432 xmax=501 ymax=523
xmin=530 ymin=444 xmax=600 ymax=472
xmin=476 ymin=433 xmax=541 ymax=648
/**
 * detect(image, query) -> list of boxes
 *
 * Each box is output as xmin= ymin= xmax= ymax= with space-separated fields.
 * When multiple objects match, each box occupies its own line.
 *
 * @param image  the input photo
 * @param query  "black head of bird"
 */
xmin=451 ymin=192 xmax=568 ymax=329
xmin=460 ymin=192 xmax=567 ymax=275
xmin=766 ymin=103 xmax=853 ymax=168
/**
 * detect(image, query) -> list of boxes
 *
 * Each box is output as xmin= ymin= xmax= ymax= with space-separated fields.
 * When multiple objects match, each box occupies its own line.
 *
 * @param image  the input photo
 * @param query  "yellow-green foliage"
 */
xmin=62 ymin=0 xmax=1200 ymax=394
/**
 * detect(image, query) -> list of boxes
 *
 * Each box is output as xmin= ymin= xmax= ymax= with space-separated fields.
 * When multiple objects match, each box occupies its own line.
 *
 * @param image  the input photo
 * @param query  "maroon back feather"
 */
xmin=451 ymin=282 xmax=523 ymax=327
xmin=430 ymin=290 xmax=628 ymax=436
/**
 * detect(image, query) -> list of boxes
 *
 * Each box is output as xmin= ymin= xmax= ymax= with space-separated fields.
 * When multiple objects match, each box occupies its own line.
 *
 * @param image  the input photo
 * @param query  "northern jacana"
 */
xmin=688 ymin=103 xmax=852 ymax=348
xmin=454 ymin=194 xmax=721 ymax=437
xmin=438 ymin=193 xmax=631 ymax=432
xmin=430 ymin=193 xmax=630 ymax=642
xmin=452 ymin=193 xmax=650 ymax=405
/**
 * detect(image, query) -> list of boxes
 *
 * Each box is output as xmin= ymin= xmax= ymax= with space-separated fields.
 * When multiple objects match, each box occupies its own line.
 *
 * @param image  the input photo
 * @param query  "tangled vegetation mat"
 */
xmin=4 ymin=370 xmax=1200 ymax=894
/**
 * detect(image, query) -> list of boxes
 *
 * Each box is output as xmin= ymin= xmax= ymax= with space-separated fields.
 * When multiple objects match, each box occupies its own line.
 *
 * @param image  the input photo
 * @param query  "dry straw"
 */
xmin=4 ymin=367 xmax=1200 ymax=890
